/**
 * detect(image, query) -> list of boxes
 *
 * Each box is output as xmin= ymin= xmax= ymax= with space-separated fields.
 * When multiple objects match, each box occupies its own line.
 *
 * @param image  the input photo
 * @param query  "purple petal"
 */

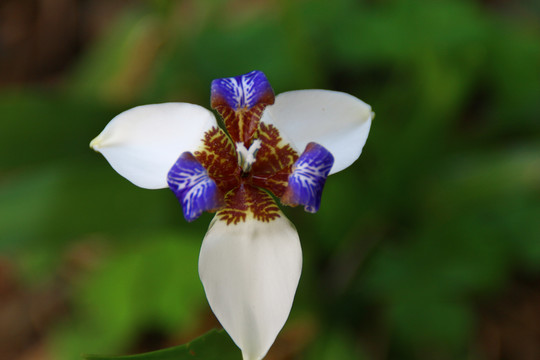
xmin=167 ymin=152 xmax=223 ymax=222
xmin=211 ymin=70 xmax=274 ymax=111
xmin=281 ymin=142 xmax=334 ymax=213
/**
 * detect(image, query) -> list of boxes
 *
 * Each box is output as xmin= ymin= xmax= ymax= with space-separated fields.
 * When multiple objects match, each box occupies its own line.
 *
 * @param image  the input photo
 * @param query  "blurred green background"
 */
xmin=1 ymin=0 xmax=539 ymax=359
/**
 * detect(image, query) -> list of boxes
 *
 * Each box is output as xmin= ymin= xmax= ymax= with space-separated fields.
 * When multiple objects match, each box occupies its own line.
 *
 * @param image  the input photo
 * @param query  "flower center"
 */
xmin=236 ymin=139 xmax=262 ymax=173
xmin=167 ymin=71 xmax=334 ymax=223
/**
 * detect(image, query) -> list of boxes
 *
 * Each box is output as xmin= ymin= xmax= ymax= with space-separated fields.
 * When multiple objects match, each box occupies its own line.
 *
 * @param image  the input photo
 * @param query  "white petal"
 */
xmin=199 ymin=214 xmax=302 ymax=360
xmin=260 ymin=90 xmax=373 ymax=174
xmin=90 ymin=103 xmax=217 ymax=189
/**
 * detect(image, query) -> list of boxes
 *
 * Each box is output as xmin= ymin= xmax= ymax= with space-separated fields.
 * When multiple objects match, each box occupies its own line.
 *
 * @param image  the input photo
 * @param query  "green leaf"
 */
xmin=82 ymin=329 xmax=240 ymax=360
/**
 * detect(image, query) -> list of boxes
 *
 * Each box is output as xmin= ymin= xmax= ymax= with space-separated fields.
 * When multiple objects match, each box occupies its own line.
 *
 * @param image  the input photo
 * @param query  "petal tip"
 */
xmin=89 ymin=136 xmax=102 ymax=151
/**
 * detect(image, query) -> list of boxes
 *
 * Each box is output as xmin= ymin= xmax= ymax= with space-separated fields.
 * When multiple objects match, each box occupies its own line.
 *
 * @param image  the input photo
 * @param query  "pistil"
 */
xmin=236 ymin=139 xmax=262 ymax=173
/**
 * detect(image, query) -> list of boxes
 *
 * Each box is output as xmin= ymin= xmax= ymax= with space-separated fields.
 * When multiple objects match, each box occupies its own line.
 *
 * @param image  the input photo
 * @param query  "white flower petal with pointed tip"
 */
xmin=199 ymin=213 xmax=302 ymax=360
xmin=91 ymin=71 xmax=373 ymax=359
xmin=260 ymin=90 xmax=373 ymax=174
xmin=90 ymin=103 xmax=217 ymax=189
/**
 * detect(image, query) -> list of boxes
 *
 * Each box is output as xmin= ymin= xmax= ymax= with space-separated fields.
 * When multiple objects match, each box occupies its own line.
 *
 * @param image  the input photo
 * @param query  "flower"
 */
xmin=90 ymin=70 xmax=372 ymax=360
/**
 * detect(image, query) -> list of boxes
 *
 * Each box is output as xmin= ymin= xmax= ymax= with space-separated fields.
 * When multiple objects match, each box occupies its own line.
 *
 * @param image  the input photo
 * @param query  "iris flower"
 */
xmin=90 ymin=70 xmax=372 ymax=360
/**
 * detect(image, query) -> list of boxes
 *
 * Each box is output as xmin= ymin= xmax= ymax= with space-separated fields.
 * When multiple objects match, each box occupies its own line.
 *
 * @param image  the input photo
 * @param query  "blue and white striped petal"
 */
xmin=211 ymin=70 xmax=274 ymax=111
xmin=167 ymin=152 xmax=223 ymax=222
xmin=281 ymin=142 xmax=334 ymax=213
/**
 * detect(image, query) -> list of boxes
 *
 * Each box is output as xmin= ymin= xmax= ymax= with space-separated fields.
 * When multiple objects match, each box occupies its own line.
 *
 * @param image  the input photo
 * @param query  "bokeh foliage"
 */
xmin=1 ymin=0 xmax=539 ymax=359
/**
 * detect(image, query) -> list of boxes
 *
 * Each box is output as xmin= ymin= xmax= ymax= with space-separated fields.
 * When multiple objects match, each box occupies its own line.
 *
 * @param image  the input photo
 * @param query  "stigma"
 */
xmin=236 ymin=139 xmax=262 ymax=173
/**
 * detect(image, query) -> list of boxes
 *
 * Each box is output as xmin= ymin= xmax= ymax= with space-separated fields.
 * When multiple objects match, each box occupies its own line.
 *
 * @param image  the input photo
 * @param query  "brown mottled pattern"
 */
xmin=215 ymin=103 xmax=268 ymax=145
xmin=250 ymin=122 xmax=299 ymax=198
xmin=251 ymin=168 xmax=291 ymax=199
xmin=194 ymin=127 xmax=240 ymax=193
xmin=217 ymin=184 xmax=281 ymax=225
xmin=194 ymin=101 xmax=300 ymax=224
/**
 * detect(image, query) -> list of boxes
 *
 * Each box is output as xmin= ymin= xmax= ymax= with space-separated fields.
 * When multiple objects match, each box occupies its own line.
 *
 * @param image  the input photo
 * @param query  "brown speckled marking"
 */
xmin=195 ymin=96 xmax=299 ymax=224
xmin=217 ymin=184 xmax=281 ymax=225
xmin=195 ymin=126 xmax=240 ymax=193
